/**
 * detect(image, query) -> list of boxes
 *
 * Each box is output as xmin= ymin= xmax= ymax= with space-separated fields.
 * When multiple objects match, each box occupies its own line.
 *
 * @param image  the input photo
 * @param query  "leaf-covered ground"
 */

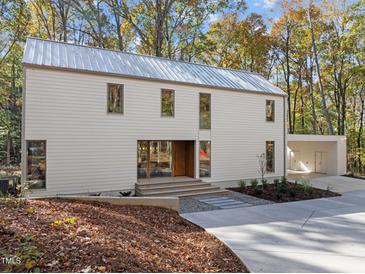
xmin=0 ymin=198 xmax=246 ymax=273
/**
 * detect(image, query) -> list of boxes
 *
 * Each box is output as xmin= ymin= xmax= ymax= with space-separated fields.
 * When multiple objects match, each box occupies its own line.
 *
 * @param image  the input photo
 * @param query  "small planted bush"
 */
xmin=261 ymin=179 xmax=268 ymax=190
xmin=250 ymin=179 xmax=259 ymax=190
xmin=238 ymin=180 xmax=246 ymax=191
xmin=289 ymin=189 xmax=297 ymax=198
xmin=302 ymin=179 xmax=313 ymax=194
xmin=250 ymin=179 xmax=263 ymax=195
xmin=275 ymin=191 xmax=283 ymax=200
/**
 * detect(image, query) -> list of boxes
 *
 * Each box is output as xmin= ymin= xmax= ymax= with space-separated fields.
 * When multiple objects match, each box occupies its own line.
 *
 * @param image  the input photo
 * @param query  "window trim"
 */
xmin=266 ymin=140 xmax=275 ymax=173
xmin=107 ymin=83 xmax=124 ymax=114
xmin=26 ymin=140 xmax=47 ymax=189
xmin=266 ymin=99 xmax=275 ymax=122
xmin=199 ymin=93 xmax=211 ymax=130
xmin=199 ymin=140 xmax=211 ymax=178
xmin=160 ymin=89 xmax=175 ymax=117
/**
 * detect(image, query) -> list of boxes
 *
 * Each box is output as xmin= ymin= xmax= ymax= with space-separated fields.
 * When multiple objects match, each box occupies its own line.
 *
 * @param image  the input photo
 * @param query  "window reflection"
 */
xmin=199 ymin=141 xmax=211 ymax=177
xmin=266 ymin=141 xmax=275 ymax=172
xmin=266 ymin=100 xmax=275 ymax=122
xmin=27 ymin=140 xmax=46 ymax=189
xmin=161 ymin=89 xmax=174 ymax=117
xmin=200 ymin=93 xmax=211 ymax=129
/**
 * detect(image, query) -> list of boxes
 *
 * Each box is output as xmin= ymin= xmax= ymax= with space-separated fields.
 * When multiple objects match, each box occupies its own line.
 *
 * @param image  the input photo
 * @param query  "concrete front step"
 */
xmin=138 ymin=186 xmax=227 ymax=197
xmin=177 ymin=189 xmax=229 ymax=198
xmin=137 ymin=182 xmax=211 ymax=193
xmin=136 ymin=178 xmax=202 ymax=188
xmin=135 ymin=177 xmax=228 ymax=197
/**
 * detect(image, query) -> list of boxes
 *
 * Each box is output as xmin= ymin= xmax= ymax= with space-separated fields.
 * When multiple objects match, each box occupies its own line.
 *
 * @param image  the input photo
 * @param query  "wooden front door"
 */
xmin=173 ymin=141 xmax=186 ymax=176
xmin=173 ymin=141 xmax=195 ymax=177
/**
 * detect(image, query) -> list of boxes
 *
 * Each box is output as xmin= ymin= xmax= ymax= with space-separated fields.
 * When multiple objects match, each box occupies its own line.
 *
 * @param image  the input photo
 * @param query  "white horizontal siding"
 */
xmin=209 ymin=91 xmax=284 ymax=182
xmin=24 ymin=67 xmax=285 ymax=195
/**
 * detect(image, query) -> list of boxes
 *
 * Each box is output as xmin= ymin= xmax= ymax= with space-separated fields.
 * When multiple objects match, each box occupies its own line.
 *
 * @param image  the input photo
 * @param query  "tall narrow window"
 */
xmin=266 ymin=100 xmax=275 ymax=121
xmin=200 ymin=93 xmax=211 ymax=129
xmin=26 ymin=140 xmax=46 ymax=189
xmin=266 ymin=141 xmax=275 ymax=172
xmin=199 ymin=141 xmax=211 ymax=177
xmin=108 ymin=83 xmax=123 ymax=113
xmin=161 ymin=89 xmax=174 ymax=117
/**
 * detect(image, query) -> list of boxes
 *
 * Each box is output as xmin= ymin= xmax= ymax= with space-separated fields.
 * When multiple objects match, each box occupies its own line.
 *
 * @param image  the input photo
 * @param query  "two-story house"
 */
xmin=22 ymin=37 xmax=288 ymax=197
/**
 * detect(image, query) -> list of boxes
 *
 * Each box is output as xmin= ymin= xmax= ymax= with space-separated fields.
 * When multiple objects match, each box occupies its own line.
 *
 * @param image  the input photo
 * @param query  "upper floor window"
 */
xmin=266 ymin=100 xmax=275 ymax=122
xmin=108 ymin=83 xmax=123 ymax=113
xmin=26 ymin=140 xmax=46 ymax=189
xmin=266 ymin=141 xmax=275 ymax=172
xmin=200 ymin=93 xmax=211 ymax=129
xmin=161 ymin=89 xmax=174 ymax=117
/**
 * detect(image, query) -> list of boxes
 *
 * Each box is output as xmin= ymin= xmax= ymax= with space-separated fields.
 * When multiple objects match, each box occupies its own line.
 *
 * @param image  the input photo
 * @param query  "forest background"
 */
xmin=1 ymin=0 xmax=364 ymax=175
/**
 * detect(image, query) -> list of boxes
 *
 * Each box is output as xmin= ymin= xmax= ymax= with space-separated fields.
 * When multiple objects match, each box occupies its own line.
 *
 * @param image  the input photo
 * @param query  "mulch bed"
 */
xmin=228 ymin=182 xmax=340 ymax=203
xmin=0 ymin=198 xmax=246 ymax=273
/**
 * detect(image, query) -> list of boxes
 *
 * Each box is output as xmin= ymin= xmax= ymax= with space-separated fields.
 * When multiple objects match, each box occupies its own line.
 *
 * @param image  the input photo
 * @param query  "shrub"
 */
xmin=289 ymin=189 xmax=297 ymax=198
xmin=275 ymin=191 xmax=283 ymax=200
xmin=302 ymin=179 xmax=313 ymax=194
xmin=250 ymin=179 xmax=259 ymax=190
xmin=261 ymin=179 xmax=268 ymax=190
xmin=273 ymin=179 xmax=280 ymax=187
xmin=255 ymin=188 xmax=263 ymax=195
xmin=238 ymin=180 xmax=246 ymax=191
xmin=281 ymin=176 xmax=288 ymax=185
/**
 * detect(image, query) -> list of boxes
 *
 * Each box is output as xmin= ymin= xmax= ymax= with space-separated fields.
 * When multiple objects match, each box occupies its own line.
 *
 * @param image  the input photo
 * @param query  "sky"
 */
xmin=246 ymin=0 xmax=283 ymax=25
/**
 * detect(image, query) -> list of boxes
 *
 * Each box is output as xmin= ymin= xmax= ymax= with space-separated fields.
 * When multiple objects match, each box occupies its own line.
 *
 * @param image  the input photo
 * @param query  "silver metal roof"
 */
xmin=23 ymin=37 xmax=286 ymax=96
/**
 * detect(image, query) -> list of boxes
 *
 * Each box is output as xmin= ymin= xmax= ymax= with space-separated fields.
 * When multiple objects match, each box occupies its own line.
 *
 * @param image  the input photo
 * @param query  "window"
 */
xmin=161 ymin=89 xmax=174 ymax=117
xmin=199 ymin=141 xmax=211 ymax=177
xmin=200 ymin=93 xmax=211 ymax=129
xmin=137 ymin=141 xmax=173 ymax=178
xmin=266 ymin=141 xmax=275 ymax=172
xmin=266 ymin=100 xmax=275 ymax=122
xmin=108 ymin=84 xmax=123 ymax=113
xmin=26 ymin=140 xmax=46 ymax=189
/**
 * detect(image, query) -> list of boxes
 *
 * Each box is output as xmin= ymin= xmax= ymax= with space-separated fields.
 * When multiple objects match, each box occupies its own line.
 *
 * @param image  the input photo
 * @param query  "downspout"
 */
xmin=283 ymin=96 xmax=287 ymax=177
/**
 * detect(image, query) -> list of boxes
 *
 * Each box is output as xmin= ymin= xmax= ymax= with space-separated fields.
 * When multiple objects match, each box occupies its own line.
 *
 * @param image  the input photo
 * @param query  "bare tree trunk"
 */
xmin=283 ymin=25 xmax=292 ymax=133
xmin=6 ymin=131 xmax=11 ymax=165
xmin=155 ymin=0 xmax=164 ymax=57
xmin=341 ymin=87 xmax=346 ymax=135
xmin=55 ymin=0 xmax=71 ymax=42
xmin=109 ymin=0 xmax=124 ymax=50
xmin=358 ymin=91 xmax=364 ymax=171
xmin=306 ymin=57 xmax=317 ymax=134
xmin=301 ymin=95 xmax=305 ymax=130
xmin=292 ymin=86 xmax=298 ymax=133
xmin=307 ymin=1 xmax=334 ymax=135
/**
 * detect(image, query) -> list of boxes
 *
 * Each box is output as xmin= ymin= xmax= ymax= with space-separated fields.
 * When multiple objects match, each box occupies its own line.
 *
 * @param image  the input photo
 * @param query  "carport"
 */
xmin=287 ymin=134 xmax=347 ymax=176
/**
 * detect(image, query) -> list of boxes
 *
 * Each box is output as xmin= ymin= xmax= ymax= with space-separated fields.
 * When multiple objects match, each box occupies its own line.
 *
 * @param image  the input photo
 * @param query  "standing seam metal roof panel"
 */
xmin=23 ymin=37 xmax=286 ymax=96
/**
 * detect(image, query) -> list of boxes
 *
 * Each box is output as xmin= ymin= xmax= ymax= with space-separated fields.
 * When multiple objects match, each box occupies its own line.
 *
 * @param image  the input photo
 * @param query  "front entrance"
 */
xmin=137 ymin=140 xmax=194 ymax=179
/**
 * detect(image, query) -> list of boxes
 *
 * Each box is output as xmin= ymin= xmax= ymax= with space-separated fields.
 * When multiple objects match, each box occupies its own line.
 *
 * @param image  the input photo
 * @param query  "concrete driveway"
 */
xmin=182 ymin=190 xmax=365 ymax=272
xmin=310 ymin=175 xmax=365 ymax=193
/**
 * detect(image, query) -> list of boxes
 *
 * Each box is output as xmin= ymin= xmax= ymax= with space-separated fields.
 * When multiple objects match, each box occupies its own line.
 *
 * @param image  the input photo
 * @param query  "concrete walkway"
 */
xmin=182 ymin=190 xmax=365 ymax=272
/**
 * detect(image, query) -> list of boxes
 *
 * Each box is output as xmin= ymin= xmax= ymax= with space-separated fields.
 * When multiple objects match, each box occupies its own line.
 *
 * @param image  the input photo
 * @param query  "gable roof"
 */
xmin=23 ymin=37 xmax=286 ymax=96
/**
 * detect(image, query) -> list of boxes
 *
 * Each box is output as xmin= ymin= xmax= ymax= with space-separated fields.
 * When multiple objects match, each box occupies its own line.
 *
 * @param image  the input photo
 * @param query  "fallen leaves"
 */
xmin=0 ymin=198 xmax=247 ymax=272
